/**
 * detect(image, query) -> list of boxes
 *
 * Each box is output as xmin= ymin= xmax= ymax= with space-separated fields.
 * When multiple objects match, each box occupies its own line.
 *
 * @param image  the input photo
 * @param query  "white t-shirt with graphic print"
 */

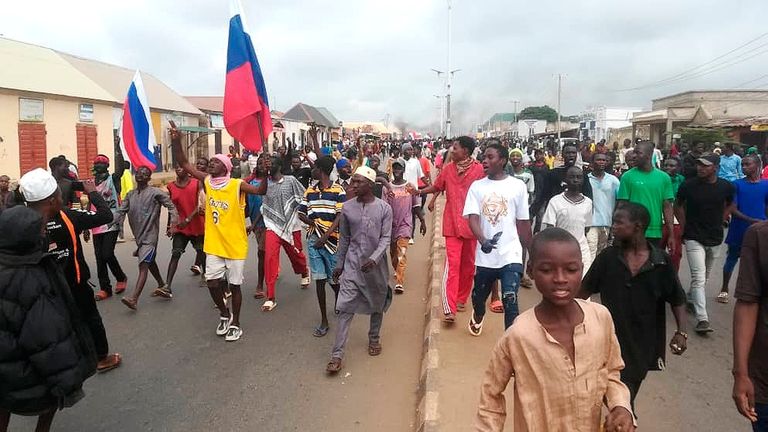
xmin=463 ymin=176 xmax=530 ymax=269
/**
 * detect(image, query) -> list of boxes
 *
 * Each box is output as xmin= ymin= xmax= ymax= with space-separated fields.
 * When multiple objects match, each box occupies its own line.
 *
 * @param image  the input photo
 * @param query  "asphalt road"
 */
xmin=9 ymin=208 xmax=431 ymax=432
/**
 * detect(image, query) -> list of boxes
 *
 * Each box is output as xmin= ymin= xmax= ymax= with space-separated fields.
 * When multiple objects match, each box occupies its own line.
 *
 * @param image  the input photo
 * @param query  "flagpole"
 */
xmin=256 ymin=114 xmax=266 ymax=154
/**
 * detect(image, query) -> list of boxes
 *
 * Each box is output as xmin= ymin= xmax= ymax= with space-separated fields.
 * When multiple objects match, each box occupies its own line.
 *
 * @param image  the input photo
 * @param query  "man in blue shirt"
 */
xmin=588 ymin=153 xmax=620 ymax=258
xmin=719 ymin=143 xmax=744 ymax=182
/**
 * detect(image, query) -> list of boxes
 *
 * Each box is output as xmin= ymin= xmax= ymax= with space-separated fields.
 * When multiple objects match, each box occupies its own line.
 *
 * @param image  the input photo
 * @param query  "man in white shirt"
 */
xmin=464 ymin=143 xmax=532 ymax=334
xmin=401 ymin=143 xmax=428 ymax=189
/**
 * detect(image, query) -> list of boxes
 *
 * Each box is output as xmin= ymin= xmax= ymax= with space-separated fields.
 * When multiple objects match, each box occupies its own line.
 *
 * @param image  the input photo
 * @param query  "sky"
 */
xmin=3 ymin=0 xmax=768 ymax=134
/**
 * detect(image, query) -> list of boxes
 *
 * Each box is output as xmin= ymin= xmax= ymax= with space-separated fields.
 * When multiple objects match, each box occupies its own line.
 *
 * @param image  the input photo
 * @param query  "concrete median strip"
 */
xmin=416 ymin=196 xmax=445 ymax=432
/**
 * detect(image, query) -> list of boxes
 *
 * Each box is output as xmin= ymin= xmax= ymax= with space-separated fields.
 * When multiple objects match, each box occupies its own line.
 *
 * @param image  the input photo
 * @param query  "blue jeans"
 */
xmin=471 ymin=263 xmax=523 ymax=329
xmin=755 ymin=403 xmax=768 ymax=432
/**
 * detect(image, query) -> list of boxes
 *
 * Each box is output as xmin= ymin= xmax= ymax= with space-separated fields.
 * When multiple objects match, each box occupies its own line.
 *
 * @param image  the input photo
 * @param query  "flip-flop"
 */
xmin=153 ymin=286 xmax=173 ymax=299
xmin=456 ymin=303 xmax=466 ymax=312
xmin=326 ymin=357 xmax=342 ymax=374
xmin=261 ymin=300 xmax=277 ymax=312
xmin=97 ymin=353 xmax=122 ymax=373
xmin=254 ymin=290 xmax=266 ymax=299
xmin=313 ymin=325 xmax=329 ymax=337
xmin=94 ymin=290 xmax=111 ymax=301
xmin=121 ymin=297 xmax=137 ymax=311
xmin=490 ymin=300 xmax=504 ymax=313
xmin=115 ymin=280 xmax=128 ymax=294
xmin=368 ymin=342 xmax=382 ymax=356
xmin=716 ymin=292 xmax=729 ymax=303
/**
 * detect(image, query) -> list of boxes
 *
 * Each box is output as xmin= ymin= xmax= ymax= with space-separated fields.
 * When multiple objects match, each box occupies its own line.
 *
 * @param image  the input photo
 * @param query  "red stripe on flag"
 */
xmin=224 ymin=62 xmax=270 ymax=152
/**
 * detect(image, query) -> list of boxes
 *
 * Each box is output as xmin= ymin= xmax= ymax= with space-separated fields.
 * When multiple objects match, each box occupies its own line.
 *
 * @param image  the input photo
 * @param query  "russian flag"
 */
xmin=224 ymin=0 xmax=272 ymax=152
xmin=120 ymin=71 xmax=157 ymax=171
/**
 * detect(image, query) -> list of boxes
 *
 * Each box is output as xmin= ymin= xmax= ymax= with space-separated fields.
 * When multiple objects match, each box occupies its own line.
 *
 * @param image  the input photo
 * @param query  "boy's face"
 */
xmin=135 ymin=167 xmax=152 ymax=185
xmin=565 ymin=168 xmax=583 ymax=189
xmin=663 ymin=159 xmax=678 ymax=177
xmin=527 ymin=240 xmax=583 ymax=306
xmin=369 ymin=156 xmax=381 ymax=171
xmin=611 ymin=210 xmax=638 ymax=241
xmin=291 ymin=156 xmax=302 ymax=171
xmin=0 ymin=176 xmax=8 ymax=191
xmin=742 ymin=157 xmax=758 ymax=177
xmin=196 ymin=158 xmax=209 ymax=172
xmin=392 ymin=164 xmax=405 ymax=180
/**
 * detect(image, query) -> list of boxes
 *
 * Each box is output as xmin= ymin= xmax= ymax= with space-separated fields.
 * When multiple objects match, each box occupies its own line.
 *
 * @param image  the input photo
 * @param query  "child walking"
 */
xmin=475 ymin=228 xmax=635 ymax=432
xmin=387 ymin=160 xmax=426 ymax=294
xmin=115 ymin=166 xmax=178 ymax=310
xmin=542 ymin=165 xmax=593 ymax=271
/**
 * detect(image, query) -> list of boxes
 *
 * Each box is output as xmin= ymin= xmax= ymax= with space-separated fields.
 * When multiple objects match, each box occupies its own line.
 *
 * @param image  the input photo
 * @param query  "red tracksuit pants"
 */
xmin=442 ymin=236 xmax=477 ymax=315
xmin=265 ymin=230 xmax=308 ymax=300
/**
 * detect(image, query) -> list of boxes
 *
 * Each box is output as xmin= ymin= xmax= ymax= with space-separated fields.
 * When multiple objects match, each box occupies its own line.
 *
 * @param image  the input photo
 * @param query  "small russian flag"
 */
xmin=120 ymin=71 xmax=158 ymax=171
xmin=224 ymin=0 xmax=272 ymax=152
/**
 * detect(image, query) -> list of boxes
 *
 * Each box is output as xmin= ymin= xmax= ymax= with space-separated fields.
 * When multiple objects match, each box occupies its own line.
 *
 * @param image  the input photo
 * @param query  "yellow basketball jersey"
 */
xmin=203 ymin=178 xmax=248 ymax=259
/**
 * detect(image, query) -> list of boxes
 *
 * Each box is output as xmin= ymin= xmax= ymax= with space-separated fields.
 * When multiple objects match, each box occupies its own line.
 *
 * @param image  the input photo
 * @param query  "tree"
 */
xmin=518 ymin=105 xmax=559 ymax=123
xmin=678 ymin=127 xmax=728 ymax=148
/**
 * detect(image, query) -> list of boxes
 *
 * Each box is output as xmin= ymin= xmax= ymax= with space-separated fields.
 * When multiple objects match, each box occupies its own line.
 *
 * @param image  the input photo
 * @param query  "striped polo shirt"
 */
xmin=298 ymin=182 xmax=346 ymax=253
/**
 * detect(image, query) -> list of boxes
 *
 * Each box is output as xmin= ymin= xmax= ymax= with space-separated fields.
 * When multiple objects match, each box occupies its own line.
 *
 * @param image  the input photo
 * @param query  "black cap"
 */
xmin=696 ymin=154 xmax=720 ymax=166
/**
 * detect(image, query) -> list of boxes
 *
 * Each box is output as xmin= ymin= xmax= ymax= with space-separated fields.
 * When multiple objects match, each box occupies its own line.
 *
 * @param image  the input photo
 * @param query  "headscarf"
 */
xmin=209 ymin=153 xmax=233 ymax=188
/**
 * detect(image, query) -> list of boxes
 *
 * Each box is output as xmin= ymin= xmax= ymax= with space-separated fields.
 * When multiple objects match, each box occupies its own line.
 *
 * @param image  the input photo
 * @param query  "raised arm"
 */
xmin=67 ymin=179 xmax=114 ymax=232
xmin=170 ymin=122 xmax=207 ymax=181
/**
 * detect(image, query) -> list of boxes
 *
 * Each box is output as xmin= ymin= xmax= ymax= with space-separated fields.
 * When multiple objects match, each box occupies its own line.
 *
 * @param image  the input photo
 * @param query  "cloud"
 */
xmin=2 ymin=0 xmax=768 ymax=135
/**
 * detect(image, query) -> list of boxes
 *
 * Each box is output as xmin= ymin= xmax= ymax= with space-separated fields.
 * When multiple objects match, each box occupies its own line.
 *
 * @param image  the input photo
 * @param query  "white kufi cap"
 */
xmin=19 ymin=168 xmax=58 ymax=202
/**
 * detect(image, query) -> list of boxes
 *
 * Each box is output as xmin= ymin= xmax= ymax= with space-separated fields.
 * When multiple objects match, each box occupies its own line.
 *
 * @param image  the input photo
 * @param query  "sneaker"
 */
xmin=408 ymin=238 xmax=415 ymax=245
xmin=300 ymin=276 xmax=311 ymax=288
xmin=468 ymin=315 xmax=484 ymax=336
xmin=394 ymin=284 xmax=404 ymax=294
xmin=190 ymin=265 xmax=202 ymax=275
xmin=216 ymin=314 xmax=233 ymax=336
xmin=695 ymin=320 xmax=714 ymax=334
xmin=225 ymin=325 xmax=243 ymax=342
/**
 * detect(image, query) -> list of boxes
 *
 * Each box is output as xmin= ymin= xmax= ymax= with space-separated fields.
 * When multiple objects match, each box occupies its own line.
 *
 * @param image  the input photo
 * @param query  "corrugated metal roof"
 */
xmin=0 ymin=37 xmax=201 ymax=115
xmin=60 ymin=53 xmax=201 ymax=115
xmin=689 ymin=116 xmax=768 ymax=128
xmin=0 ymin=38 xmax=117 ymax=102
xmin=316 ymin=107 xmax=340 ymax=126
xmin=283 ymin=102 xmax=338 ymax=128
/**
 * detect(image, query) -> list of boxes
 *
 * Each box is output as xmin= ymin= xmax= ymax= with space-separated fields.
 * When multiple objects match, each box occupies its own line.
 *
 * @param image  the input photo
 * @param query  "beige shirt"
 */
xmin=475 ymin=299 xmax=633 ymax=432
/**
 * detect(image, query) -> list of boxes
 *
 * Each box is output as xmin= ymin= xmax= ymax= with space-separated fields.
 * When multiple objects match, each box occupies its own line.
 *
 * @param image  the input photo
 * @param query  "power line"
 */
xmin=614 ymin=32 xmax=768 ymax=91
xmin=736 ymin=73 xmax=768 ymax=88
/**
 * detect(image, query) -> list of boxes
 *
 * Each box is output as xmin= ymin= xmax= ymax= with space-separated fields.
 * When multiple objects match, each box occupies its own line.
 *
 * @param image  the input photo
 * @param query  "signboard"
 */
xmin=79 ymin=103 xmax=94 ymax=122
xmin=751 ymin=124 xmax=768 ymax=132
xmin=210 ymin=113 xmax=224 ymax=129
xmin=19 ymin=98 xmax=44 ymax=122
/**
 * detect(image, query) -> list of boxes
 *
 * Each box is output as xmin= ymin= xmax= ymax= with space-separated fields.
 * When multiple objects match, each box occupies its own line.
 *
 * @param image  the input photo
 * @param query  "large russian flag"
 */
xmin=224 ymin=0 xmax=272 ymax=152
xmin=120 ymin=70 xmax=157 ymax=170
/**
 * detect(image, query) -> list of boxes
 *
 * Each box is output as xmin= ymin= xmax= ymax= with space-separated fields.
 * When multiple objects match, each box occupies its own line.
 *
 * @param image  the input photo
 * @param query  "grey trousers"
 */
xmin=331 ymin=311 xmax=384 ymax=359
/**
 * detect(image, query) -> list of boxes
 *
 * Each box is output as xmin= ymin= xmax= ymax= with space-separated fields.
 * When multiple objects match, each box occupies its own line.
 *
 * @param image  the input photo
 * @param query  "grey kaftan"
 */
xmin=114 ymin=186 xmax=177 ymax=262
xmin=334 ymin=197 xmax=393 ymax=315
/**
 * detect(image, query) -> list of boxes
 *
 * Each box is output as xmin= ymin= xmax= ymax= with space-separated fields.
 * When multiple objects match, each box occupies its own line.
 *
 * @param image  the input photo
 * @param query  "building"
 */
xmin=0 ymin=37 xmax=201 ymax=179
xmin=282 ymin=102 xmax=341 ymax=148
xmin=481 ymin=113 xmax=517 ymax=137
xmin=579 ymin=106 xmax=643 ymax=142
xmin=632 ymin=90 xmax=768 ymax=147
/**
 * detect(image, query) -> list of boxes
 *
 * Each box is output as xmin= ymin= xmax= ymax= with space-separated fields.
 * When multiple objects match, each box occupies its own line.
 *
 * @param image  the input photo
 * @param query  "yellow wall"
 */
xmin=0 ymin=91 xmax=114 ymax=179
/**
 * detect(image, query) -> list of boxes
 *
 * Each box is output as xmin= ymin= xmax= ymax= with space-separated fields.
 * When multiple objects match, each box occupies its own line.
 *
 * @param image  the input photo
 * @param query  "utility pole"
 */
xmin=510 ymin=100 xmax=519 ymax=137
xmin=433 ymin=95 xmax=444 ymax=136
xmin=556 ymin=74 xmax=562 ymax=142
xmin=445 ymin=0 xmax=453 ymax=139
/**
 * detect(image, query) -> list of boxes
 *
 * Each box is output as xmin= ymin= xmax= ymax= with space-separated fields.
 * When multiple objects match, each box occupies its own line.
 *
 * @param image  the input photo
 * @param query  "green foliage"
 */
xmin=518 ymin=105 xmax=559 ymax=123
xmin=678 ymin=128 xmax=728 ymax=146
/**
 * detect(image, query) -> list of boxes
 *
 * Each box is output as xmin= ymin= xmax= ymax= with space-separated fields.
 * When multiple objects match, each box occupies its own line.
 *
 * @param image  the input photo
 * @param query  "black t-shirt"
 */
xmin=582 ymin=243 xmax=686 ymax=381
xmin=292 ymin=167 xmax=312 ymax=189
xmin=677 ymin=177 xmax=735 ymax=246
xmin=734 ymin=222 xmax=768 ymax=403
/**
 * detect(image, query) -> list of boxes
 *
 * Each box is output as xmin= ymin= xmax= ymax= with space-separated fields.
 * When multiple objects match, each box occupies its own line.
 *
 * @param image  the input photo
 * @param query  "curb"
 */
xmin=416 ymin=196 xmax=446 ymax=432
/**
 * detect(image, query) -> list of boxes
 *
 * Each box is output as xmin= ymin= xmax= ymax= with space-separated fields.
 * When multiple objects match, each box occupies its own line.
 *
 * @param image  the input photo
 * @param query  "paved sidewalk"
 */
xmin=419 ymin=198 xmax=748 ymax=432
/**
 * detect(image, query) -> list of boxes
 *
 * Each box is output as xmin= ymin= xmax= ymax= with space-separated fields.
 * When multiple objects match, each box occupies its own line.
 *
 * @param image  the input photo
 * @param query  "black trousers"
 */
xmin=623 ymin=377 xmax=643 ymax=415
xmin=71 ymin=281 xmax=109 ymax=360
xmin=93 ymin=230 xmax=126 ymax=294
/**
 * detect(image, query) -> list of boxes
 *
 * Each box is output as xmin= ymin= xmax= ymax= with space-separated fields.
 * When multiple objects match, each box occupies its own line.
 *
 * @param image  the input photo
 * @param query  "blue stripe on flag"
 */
xmin=126 ymin=83 xmax=155 ymax=163
xmin=226 ymin=14 xmax=269 ymax=107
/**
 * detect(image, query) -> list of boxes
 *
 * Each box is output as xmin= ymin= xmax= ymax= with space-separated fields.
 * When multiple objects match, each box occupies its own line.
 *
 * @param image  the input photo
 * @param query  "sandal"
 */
xmin=153 ymin=285 xmax=173 ymax=299
xmin=94 ymin=290 xmax=112 ymax=301
xmin=443 ymin=313 xmax=456 ymax=323
xmin=121 ymin=297 xmax=138 ymax=311
xmin=313 ymin=325 xmax=330 ymax=337
xmin=97 ymin=353 xmax=122 ymax=373
xmin=368 ymin=342 xmax=382 ymax=356
xmin=115 ymin=280 xmax=128 ymax=294
xmin=490 ymin=300 xmax=504 ymax=314
xmin=326 ymin=357 xmax=342 ymax=374
xmin=456 ymin=303 xmax=466 ymax=312
xmin=254 ymin=290 xmax=266 ymax=299
xmin=261 ymin=300 xmax=277 ymax=312
xmin=716 ymin=292 xmax=729 ymax=304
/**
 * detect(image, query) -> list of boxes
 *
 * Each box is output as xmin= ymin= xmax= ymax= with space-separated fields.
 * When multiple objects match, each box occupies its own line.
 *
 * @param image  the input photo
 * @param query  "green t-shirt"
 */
xmin=617 ymin=168 xmax=674 ymax=238
xmin=670 ymin=173 xmax=685 ymax=196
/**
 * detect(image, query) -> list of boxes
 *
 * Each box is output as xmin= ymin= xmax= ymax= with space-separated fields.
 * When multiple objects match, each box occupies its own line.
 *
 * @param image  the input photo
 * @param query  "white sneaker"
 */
xmin=394 ymin=284 xmax=404 ymax=294
xmin=216 ymin=314 xmax=232 ymax=336
xmin=300 ymin=276 xmax=311 ymax=287
xmin=408 ymin=238 xmax=415 ymax=245
xmin=225 ymin=325 xmax=243 ymax=342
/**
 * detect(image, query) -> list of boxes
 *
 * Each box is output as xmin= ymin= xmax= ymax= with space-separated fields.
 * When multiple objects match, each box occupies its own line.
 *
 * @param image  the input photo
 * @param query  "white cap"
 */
xmin=354 ymin=166 xmax=377 ymax=183
xmin=19 ymin=168 xmax=58 ymax=202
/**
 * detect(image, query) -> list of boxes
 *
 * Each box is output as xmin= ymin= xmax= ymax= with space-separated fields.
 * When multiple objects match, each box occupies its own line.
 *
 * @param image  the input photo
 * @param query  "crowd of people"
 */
xmin=1 ymin=128 xmax=768 ymax=431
